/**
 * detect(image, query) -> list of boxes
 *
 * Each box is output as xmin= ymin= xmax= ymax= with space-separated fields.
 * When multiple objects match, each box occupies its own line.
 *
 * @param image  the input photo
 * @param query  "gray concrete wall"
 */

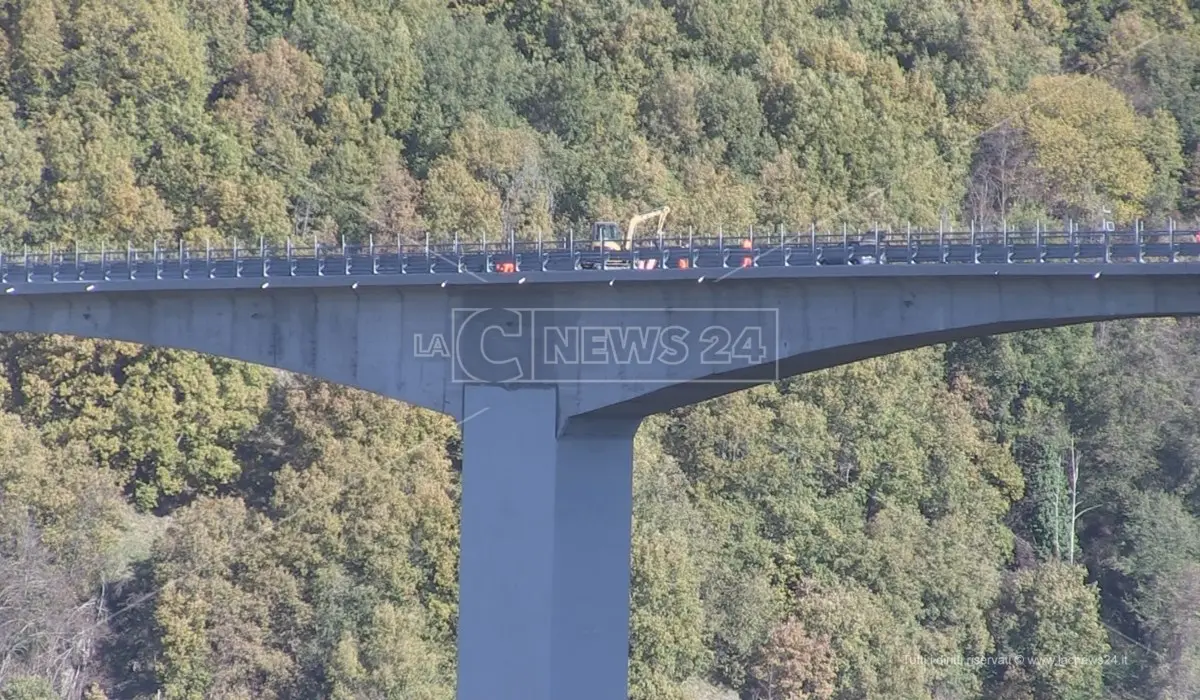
xmin=1 ymin=265 xmax=1197 ymax=425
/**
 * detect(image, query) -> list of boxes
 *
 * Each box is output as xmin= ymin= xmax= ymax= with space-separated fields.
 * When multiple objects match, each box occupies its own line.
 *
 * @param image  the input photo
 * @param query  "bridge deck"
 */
xmin=3 ymin=230 xmax=1199 ymax=290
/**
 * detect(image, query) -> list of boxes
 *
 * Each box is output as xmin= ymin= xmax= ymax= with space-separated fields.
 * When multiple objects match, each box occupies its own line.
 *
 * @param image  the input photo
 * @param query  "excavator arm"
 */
xmin=625 ymin=206 xmax=671 ymax=246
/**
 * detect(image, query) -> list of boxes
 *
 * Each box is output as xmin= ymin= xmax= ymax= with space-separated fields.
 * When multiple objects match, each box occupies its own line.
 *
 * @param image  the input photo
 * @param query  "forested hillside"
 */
xmin=2 ymin=0 xmax=1200 ymax=699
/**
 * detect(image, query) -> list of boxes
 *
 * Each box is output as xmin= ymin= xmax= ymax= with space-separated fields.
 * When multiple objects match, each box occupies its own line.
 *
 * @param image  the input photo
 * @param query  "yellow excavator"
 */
xmin=586 ymin=206 xmax=671 ymax=270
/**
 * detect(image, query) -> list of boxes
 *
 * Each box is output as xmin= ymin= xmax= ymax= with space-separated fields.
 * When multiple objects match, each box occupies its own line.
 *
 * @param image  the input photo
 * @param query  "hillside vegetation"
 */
xmin=1 ymin=1 xmax=1200 ymax=699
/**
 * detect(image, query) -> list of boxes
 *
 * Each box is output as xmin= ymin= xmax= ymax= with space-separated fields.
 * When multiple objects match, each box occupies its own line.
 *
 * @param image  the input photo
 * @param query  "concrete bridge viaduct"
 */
xmin=3 ymin=244 xmax=1200 ymax=699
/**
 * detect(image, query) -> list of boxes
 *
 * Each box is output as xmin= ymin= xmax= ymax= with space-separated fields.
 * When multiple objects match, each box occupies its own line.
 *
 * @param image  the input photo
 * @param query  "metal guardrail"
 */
xmin=3 ymin=229 xmax=1200 ymax=285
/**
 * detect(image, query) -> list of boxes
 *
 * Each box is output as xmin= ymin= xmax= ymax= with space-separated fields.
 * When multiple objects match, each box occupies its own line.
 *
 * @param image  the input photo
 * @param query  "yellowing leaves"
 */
xmin=33 ymin=107 xmax=177 ymax=244
xmin=423 ymin=158 xmax=504 ymax=239
xmin=368 ymin=151 xmax=425 ymax=243
xmin=423 ymin=114 xmax=555 ymax=239
xmin=751 ymin=618 xmax=837 ymax=699
xmin=973 ymin=75 xmax=1161 ymax=223
xmin=670 ymin=158 xmax=755 ymax=233
xmin=1 ymin=2 xmax=1198 ymax=699
xmin=70 ymin=0 xmax=209 ymax=106
xmin=588 ymin=135 xmax=682 ymax=224
xmin=142 ymin=380 xmax=460 ymax=698
xmin=796 ymin=36 xmax=871 ymax=77
xmin=225 ymin=38 xmax=325 ymax=125
xmin=201 ymin=174 xmax=292 ymax=243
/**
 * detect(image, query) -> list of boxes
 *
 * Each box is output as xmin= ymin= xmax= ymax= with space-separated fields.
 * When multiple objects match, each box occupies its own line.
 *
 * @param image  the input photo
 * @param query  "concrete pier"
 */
xmin=458 ymin=385 xmax=640 ymax=700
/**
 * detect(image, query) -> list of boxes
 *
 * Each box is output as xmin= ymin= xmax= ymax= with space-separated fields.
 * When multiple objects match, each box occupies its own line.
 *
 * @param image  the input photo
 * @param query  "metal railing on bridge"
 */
xmin=4 ymin=228 xmax=1200 ymax=285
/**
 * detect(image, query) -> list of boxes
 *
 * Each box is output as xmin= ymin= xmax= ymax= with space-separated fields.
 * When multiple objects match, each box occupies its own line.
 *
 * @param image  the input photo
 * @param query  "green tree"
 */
xmin=0 ymin=679 xmax=56 ymax=700
xmin=0 ymin=100 xmax=42 ymax=245
xmin=629 ymin=419 xmax=711 ymax=699
xmin=147 ymin=378 xmax=460 ymax=697
xmin=289 ymin=0 xmax=422 ymax=136
xmin=1108 ymin=491 xmax=1200 ymax=696
xmin=3 ymin=0 xmax=67 ymax=110
xmin=756 ymin=37 xmax=966 ymax=228
xmin=0 ymin=335 xmax=271 ymax=512
xmin=177 ymin=0 xmax=250 ymax=77
xmin=151 ymin=496 xmax=295 ymax=700
xmin=407 ymin=12 xmax=530 ymax=172
xmin=986 ymin=562 xmax=1110 ymax=700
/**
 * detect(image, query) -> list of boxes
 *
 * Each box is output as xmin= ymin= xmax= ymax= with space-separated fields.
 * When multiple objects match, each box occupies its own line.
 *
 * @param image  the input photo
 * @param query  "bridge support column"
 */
xmin=458 ymin=385 xmax=640 ymax=700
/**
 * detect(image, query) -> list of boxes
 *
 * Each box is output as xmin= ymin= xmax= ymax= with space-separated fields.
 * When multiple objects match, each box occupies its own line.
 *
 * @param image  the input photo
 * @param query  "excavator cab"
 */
xmin=591 ymin=222 xmax=623 ymax=250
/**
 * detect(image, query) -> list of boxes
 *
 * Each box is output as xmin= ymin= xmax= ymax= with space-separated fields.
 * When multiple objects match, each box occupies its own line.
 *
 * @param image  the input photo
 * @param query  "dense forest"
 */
xmin=2 ymin=0 xmax=1200 ymax=699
